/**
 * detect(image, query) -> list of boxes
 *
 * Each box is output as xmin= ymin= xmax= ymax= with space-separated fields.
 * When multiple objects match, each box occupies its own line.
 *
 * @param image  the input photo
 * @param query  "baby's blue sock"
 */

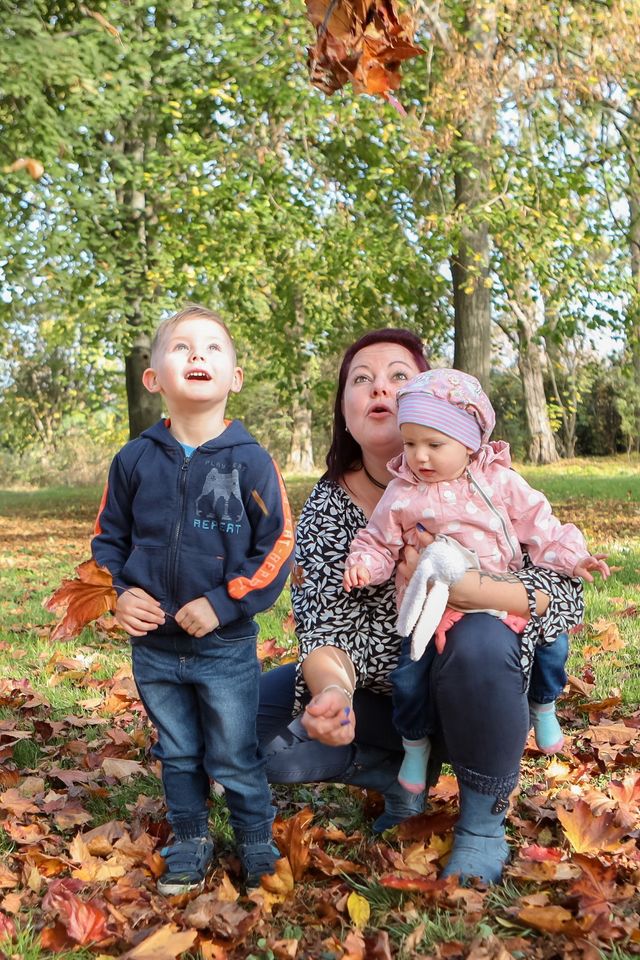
xmin=398 ymin=737 xmax=430 ymax=794
xmin=529 ymin=700 xmax=564 ymax=754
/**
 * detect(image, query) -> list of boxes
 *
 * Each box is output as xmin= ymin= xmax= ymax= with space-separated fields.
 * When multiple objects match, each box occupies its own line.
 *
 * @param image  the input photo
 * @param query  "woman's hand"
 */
xmin=398 ymin=525 xmax=434 ymax=582
xmin=301 ymin=687 xmax=356 ymax=746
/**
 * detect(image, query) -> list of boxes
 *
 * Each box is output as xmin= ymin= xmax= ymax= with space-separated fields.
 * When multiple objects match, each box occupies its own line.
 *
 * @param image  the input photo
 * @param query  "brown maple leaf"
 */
xmin=557 ymin=799 xmax=629 ymax=854
xmin=0 ymin=912 xmax=16 ymax=941
xmin=44 ymin=558 xmax=117 ymax=642
xmin=120 ymin=923 xmax=198 ymax=959
xmin=568 ymin=854 xmax=629 ymax=918
xmin=42 ymin=878 xmax=110 ymax=945
xmin=305 ymin=0 xmax=425 ymax=113
xmin=515 ymin=904 xmax=585 ymax=937
xmin=275 ymin=807 xmax=315 ymax=881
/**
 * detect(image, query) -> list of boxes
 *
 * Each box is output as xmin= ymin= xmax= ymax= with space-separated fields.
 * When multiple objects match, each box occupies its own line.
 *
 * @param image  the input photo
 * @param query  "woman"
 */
xmin=258 ymin=329 xmax=553 ymax=883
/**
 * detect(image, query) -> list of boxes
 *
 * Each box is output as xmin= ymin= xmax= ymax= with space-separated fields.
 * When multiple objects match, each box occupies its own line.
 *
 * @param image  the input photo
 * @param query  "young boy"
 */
xmin=92 ymin=305 xmax=294 ymax=894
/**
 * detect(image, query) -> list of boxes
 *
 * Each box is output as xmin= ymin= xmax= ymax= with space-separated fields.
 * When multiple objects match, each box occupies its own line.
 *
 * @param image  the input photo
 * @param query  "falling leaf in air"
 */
xmin=5 ymin=157 xmax=45 ymax=179
xmin=305 ymin=0 xmax=425 ymax=113
xmin=79 ymin=4 xmax=122 ymax=41
xmin=43 ymin=558 xmax=117 ymax=641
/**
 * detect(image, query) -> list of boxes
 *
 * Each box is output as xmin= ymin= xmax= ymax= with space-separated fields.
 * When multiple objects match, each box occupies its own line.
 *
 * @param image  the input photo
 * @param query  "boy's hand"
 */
xmin=175 ymin=597 xmax=220 ymax=637
xmin=573 ymin=554 xmax=610 ymax=583
xmin=116 ymin=588 xmax=165 ymax=636
xmin=343 ymin=564 xmax=371 ymax=592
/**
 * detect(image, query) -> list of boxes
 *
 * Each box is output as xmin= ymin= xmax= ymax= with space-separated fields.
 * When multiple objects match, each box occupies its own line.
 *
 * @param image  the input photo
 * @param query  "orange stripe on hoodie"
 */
xmin=227 ymin=464 xmax=294 ymax=600
xmin=93 ymin=481 xmax=109 ymax=536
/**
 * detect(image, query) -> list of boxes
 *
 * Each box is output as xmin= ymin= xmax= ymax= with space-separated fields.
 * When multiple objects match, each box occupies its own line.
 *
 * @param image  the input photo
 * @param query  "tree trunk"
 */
xmin=451 ymin=1 xmax=497 ymax=393
xmin=515 ymin=306 xmax=558 ymax=464
xmin=284 ymin=289 xmax=314 ymax=473
xmin=120 ymin=130 xmax=163 ymax=439
xmin=627 ymin=98 xmax=640 ymax=452
xmin=545 ymin=336 xmax=579 ymax=459
xmin=286 ymin=385 xmax=315 ymax=473
xmin=125 ymin=330 xmax=162 ymax=439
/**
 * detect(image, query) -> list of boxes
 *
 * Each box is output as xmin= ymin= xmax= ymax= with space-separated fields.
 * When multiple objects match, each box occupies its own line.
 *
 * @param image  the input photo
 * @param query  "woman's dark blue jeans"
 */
xmin=257 ymin=613 xmax=529 ymax=800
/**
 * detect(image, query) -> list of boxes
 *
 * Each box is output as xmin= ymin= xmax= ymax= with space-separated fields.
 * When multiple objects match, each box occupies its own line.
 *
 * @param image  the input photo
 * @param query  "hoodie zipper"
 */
xmin=465 ymin=468 xmax=517 ymax=564
xmin=168 ymin=453 xmax=193 ymax=605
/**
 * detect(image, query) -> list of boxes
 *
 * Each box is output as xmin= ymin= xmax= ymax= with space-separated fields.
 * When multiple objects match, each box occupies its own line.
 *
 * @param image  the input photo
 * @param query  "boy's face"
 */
xmin=401 ymin=422 xmax=471 ymax=483
xmin=143 ymin=316 xmax=243 ymax=410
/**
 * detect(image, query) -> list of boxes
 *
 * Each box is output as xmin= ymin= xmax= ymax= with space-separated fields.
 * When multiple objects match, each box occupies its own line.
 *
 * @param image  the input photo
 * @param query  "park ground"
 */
xmin=0 ymin=456 xmax=639 ymax=960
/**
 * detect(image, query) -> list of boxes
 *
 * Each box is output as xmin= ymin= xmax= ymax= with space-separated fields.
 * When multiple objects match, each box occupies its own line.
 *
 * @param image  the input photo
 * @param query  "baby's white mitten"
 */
xmin=397 ymin=537 xmax=476 ymax=661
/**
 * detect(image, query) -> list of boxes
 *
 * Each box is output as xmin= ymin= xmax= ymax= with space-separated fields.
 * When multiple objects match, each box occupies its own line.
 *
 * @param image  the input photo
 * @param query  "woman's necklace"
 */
xmin=362 ymin=464 xmax=388 ymax=490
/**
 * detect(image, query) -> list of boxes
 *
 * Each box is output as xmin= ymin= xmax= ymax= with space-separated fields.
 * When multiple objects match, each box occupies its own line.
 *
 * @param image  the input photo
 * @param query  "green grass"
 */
xmin=0 ymin=926 xmax=99 ymax=960
xmin=83 ymin=775 xmax=165 ymax=824
xmin=0 ymin=484 xmax=104 ymax=519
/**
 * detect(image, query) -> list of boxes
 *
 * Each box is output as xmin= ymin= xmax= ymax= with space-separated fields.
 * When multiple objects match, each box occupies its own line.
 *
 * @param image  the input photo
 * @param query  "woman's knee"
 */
xmin=263 ymin=717 xmax=353 ymax=784
xmin=436 ymin=615 xmax=523 ymax=683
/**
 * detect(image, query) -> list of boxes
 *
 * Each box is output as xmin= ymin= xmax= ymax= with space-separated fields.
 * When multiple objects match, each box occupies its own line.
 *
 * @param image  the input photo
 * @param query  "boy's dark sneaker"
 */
xmin=237 ymin=840 xmax=280 ymax=888
xmin=157 ymin=836 xmax=214 ymax=895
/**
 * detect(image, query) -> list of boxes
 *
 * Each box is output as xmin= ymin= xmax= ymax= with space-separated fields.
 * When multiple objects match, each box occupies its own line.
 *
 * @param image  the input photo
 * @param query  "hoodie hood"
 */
xmin=386 ymin=452 xmax=420 ymax=483
xmin=387 ymin=439 xmax=512 ymax=484
xmin=141 ymin=418 xmax=259 ymax=453
xmin=470 ymin=440 xmax=512 ymax=470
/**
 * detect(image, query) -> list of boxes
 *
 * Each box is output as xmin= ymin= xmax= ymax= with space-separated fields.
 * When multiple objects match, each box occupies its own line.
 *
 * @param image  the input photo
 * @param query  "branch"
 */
xmin=493 ymin=313 xmax=517 ymax=345
xmin=414 ymin=0 xmax=454 ymax=53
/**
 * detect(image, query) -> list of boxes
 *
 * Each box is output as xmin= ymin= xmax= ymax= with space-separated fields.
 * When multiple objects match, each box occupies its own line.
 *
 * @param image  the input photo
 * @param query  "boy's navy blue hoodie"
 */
xmin=92 ymin=419 xmax=294 ymax=648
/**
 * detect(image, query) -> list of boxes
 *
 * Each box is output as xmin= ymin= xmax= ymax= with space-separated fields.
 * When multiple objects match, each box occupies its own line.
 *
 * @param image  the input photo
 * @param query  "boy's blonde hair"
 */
xmin=150 ymin=304 xmax=236 ymax=363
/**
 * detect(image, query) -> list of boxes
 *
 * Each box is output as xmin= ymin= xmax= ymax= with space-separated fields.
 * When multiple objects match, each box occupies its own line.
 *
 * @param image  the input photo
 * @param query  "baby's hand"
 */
xmin=573 ymin=554 xmax=610 ymax=583
xmin=175 ymin=597 xmax=220 ymax=637
xmin=343 ymin=564 xmax=371 ymax=592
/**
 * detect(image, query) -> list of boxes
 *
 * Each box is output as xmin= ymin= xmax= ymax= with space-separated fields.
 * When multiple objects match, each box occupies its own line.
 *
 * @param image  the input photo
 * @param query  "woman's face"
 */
xmin=342 ymin=342 xmax=422 ymax=459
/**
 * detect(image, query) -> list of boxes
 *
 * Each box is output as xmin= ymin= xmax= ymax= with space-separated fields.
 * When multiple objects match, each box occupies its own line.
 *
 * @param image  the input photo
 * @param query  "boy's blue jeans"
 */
xmin=528 ymin=632 xmax=569 ymax=704
xmin=131 ymin=626 xmax=274 ymax=844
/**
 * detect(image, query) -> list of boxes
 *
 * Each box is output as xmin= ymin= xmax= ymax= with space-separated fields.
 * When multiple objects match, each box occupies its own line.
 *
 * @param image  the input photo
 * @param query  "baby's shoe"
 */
xmin=530 ymin=700 xmax=564 ymax=754
xmin=237 ymin=839 xmax=280 ymax=888
xmin=157 ymin=836 xmax=214 ymax=895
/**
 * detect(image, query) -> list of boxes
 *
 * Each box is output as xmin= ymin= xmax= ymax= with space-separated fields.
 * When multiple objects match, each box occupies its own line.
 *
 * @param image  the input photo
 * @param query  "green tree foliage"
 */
xmin=1 ymin=0 xmax=639 ymax=471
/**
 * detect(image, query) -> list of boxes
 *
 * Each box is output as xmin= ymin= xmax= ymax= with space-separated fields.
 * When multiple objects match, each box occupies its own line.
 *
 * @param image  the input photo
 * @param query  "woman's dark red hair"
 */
xmin=324 ymin=328 xmax=429 ymax=483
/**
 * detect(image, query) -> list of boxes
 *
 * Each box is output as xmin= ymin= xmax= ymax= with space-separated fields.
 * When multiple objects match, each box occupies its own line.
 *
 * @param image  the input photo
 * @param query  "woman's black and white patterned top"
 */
xmin=291 ymin=479 xmax=400 ymax=708
xmin=291 ymin=480 xmax=584 ymax=705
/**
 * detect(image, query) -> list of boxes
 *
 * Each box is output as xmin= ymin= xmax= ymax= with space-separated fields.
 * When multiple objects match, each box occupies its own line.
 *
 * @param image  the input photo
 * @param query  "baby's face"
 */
xmin=401 ymin=422 xmax=470 ymax=483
